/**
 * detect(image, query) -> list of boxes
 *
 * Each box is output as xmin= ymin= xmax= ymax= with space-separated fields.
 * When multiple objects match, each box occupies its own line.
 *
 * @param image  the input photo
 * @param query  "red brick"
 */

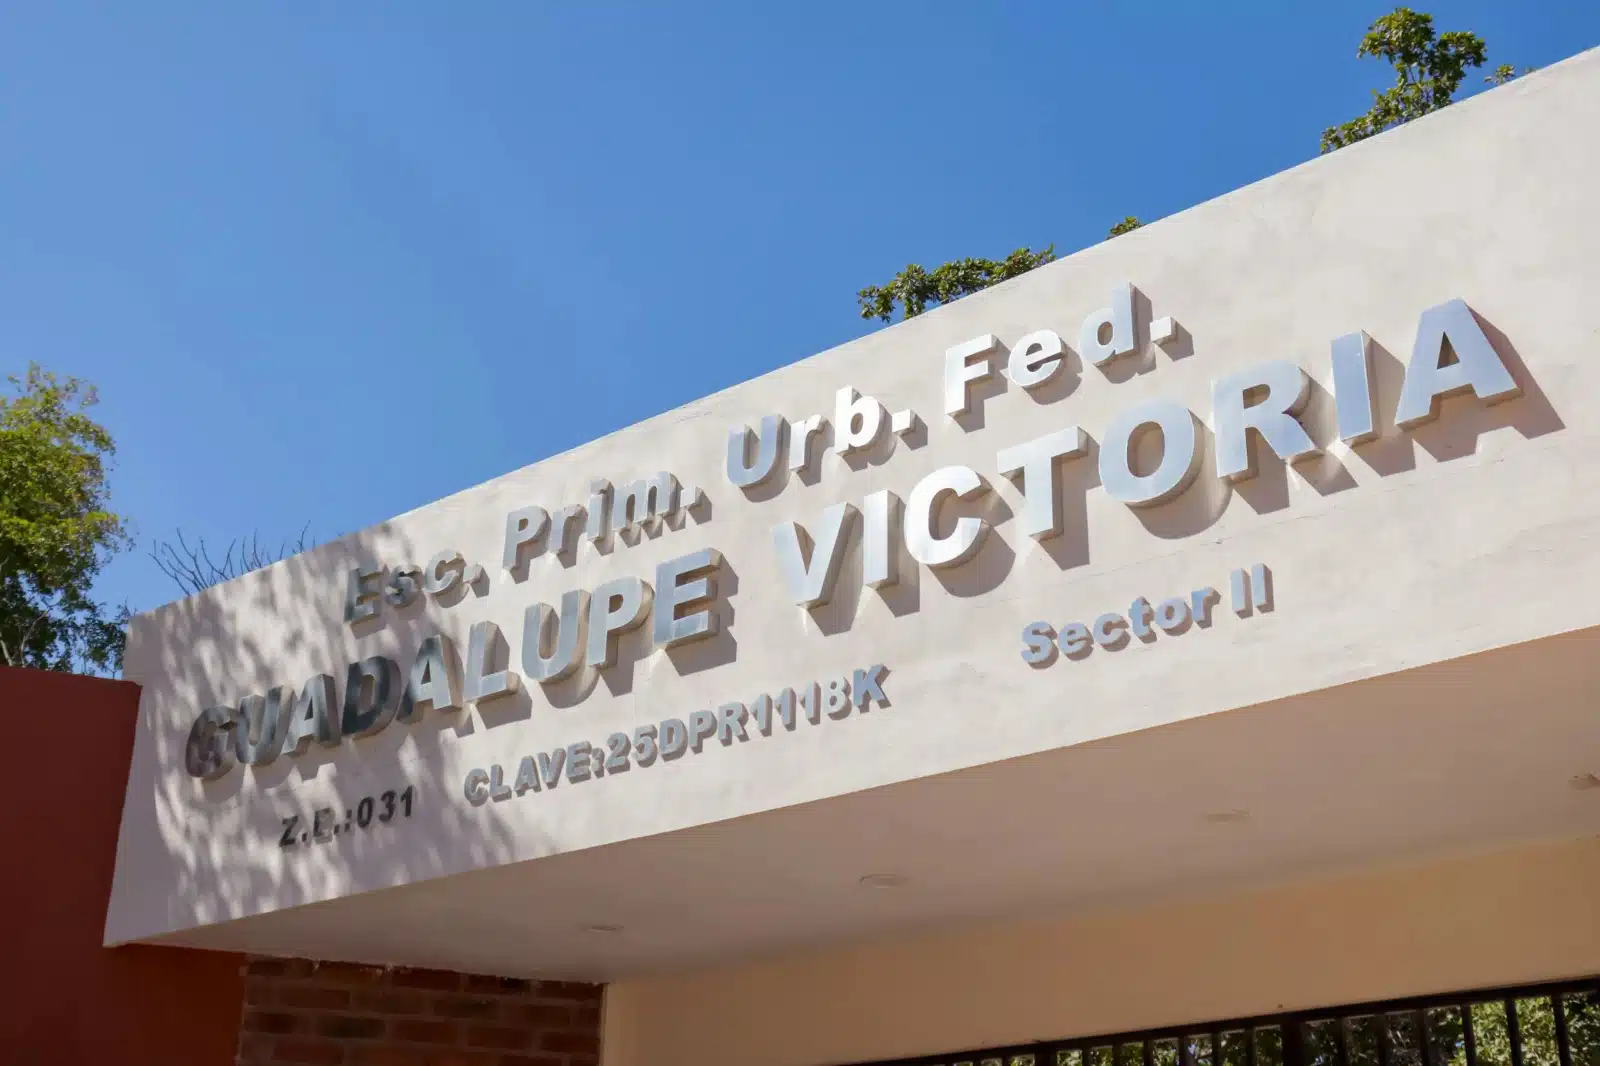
xmin=573 ymin=1004 xmax=600 ymax=1029
xmin=505 ymin=1003 xmax=570 ymax=1028
xmin=238 ymin=1032 xmax=276 ymax=1063
xmin=531 ymin=981 xmax=600 ymax=1003
xmin=316 ymin=1014 xmax=388 ymax=1040
xmin=538 ymin=1031 xmax=599 ymax=1056
xmin=391 ymin=1019 xmax=458 ymax=1045
xmin=274 ymin=1037 xmax=348 ymax=1064
xmin=432 ymin=995 xmax=500 ymax=1020
xmin=465 ymin=1025 xmax=531 ymax=1051
xmin=281 ymin=985 xmax=354 ymax=1010
xmin=353 ymin=988 xmax=430 ymax=1015
xmin=245 ymin=981 xmax=277 ymax=1007
xmin=314 ymin=961 xmax=391 ymax=984
xmin=348 ymin=1048 xmax=429 ymax=1066
xmin=463 ymin=974 xmax=532 ymax=995
xmin=244 ymin=1010 xmax=302 ymax=1035
xmin=424 ymin=1054 xmax=494 ymax=1066
xmin=392 ymin=967 xmax=463 ymax=992
xmin=497 ymin=1056 xmax=562 ymax=1066
xmin=565 ymin=1056 xmax=598 ymax=1066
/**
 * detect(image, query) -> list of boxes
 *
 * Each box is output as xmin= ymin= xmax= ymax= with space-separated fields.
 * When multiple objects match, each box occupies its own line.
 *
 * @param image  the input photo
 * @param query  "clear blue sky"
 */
xmin=1 ymin=3 xmax=1595 ymax=618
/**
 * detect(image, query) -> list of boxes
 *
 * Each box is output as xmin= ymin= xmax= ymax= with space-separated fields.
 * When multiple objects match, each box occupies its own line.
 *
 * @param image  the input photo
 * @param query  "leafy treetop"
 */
xmin=0 ymin=364 xmax=130 ymax=673
xmin=857 ymin=246 xmax=1058 ymax=324
xmin=1320 ymin=7 xmax=1491 ymax=152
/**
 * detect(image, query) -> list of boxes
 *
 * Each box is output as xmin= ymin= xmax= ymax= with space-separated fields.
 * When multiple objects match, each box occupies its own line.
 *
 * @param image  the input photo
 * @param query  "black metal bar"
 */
xmin=840 ymin=977 xmax=1600 ymax=1066
xmin=1145 ymin=1038 xmax=1156 ymax=1066
xmin=1413 ymin=1011 xmax=1432 ymax=1066
xmin=1554 ymin=994 xmax=1573 ymax=1066
xmin=1505 ymin=999 xmax=1524 ymax=1066
xmin=1212 ymin=1032 xmax=1225 ymax=1066
xmin=1337 ymin=1019 xmax=1355 ymax=1066
xmin=1283 ymin=1019 xmax=1306 ymax=1066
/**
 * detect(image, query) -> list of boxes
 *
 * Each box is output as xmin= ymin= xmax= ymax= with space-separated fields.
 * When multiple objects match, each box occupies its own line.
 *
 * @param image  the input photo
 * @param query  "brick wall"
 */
xmin=238 ymin=958 xmax=602 ymax=1066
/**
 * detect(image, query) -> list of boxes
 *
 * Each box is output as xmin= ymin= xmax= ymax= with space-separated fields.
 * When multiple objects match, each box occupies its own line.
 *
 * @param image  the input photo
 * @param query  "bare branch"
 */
xmin=149 ymin=526 xmax=324 ymax=597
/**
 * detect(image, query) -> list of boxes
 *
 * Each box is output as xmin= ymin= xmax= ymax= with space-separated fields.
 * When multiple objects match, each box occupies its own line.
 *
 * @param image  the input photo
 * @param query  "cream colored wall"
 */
xmin=601 ymin=836 xmax=1600 ymax=1066
xmin=108 ymin=46 xmax=1600 ymax=948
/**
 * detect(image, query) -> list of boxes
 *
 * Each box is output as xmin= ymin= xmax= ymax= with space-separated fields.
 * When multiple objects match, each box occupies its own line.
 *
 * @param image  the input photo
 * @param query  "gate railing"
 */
xmin=849 ymin=978 xmax=1600 ymax=1066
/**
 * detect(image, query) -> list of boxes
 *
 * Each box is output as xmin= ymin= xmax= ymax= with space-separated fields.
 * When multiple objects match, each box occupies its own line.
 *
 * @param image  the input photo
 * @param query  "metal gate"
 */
xmin=851 ymin=979 xmax=1600 ymax=1066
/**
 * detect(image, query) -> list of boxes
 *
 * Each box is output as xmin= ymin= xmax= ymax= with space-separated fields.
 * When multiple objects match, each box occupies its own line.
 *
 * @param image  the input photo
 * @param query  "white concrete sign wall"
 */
xmin=107 ymin=49 xmax=1600 ymax=946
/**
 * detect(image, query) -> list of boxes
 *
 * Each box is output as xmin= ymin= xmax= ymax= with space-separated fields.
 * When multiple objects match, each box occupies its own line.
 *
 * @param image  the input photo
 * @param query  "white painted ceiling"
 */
xmin=160 ymin=628 xmax=1600 ymax=980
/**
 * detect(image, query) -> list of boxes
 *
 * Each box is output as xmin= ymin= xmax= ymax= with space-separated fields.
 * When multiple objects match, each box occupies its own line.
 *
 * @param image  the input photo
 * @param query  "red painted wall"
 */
xmin=0 ymin=665 xmax=245 ymax=1065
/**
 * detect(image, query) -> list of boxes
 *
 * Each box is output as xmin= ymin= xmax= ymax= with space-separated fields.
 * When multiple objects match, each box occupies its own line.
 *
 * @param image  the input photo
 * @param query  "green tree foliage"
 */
xmin=857 ymin=246 xmax=1057 ymax=324
xmin=857 ymin=9 xmax=1514 ymax=323
xmin=0 ymin=365 xmax=131 ymax=672
xmin=1320 ymin=8 xmax=1493 ymax=152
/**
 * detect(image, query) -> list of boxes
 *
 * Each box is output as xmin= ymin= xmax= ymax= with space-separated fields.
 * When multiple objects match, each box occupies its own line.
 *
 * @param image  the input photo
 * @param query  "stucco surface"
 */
xmin=107 ymin=48 xmax=1600 ymax=954
xmin=600 ymin=836 xmax=1600 ymax=1066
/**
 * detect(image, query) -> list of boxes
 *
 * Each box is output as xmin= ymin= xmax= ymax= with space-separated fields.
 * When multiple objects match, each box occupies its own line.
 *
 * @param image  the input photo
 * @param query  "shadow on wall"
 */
xmin=122 ymin=520 xmax=526 ymax=947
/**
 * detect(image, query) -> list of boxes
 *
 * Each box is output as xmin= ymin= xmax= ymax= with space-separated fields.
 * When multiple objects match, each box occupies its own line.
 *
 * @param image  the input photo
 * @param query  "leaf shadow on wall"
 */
xmin=135 ymin=522 xmax=530 ymax=963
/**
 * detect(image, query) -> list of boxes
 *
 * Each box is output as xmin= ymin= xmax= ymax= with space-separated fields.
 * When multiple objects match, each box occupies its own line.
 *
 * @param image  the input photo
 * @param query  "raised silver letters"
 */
xmin=996 ymin=426 xmax=1088 ymax=539
xmin=423 ymin=551 xmax=465 ymax=596
xmin=944 ymin=334 xmax=1000 ymax=417
xmin=789 ymin=414 xmax=826 ymax=472
xmin=184 ymin=705 xmax=236 ymax=779
xmin=282 ymin=674 xmax=339 ymax=755
xmin=1080 ymin=282 xmax=1135 ymax=366
xmin=834 ymin=387 xmax=887 ymax=455
xmin=1099 ymin=399 xmax=1202 ymax=507
xmin=233 ymin=688 xmax=292 ymax=766
xmin=341 ymin=656 xmax=402 ymax=739
xmin=652 ymin=548 xmax=723 ymax=648
xmin=522 ymin=591 xmax=588 ymax=683
xmin=1007 ymin=329 xmax=1066 ymax=388
xmin=612 ymin=472 xmax=680 ymax=537
xmin=861 ymin=490 xmax=902 ymax=589
xmin=400 ymin=635 xmax=459 ymax=721
xmin=464 ymin=620 xmax=521 ymax=703
xmin=727 ymin=415 xmax=787 ymax=489
xmin=503 ymin=507 xmax=549 ymax=570
xmin=584 ymin=480 xmax=611 ymax=544
xmin=586 ymin=576 xmax=653 ymax=669
xmin=1394 ymin=299 xmax=1519 ymax=428
xmin=773 ymin=503 xmax=858 ymax=608
xmin=1212 ymin=360 xmax=1319 ymax=482
xmin=905 ymin=465 xmax=990 ymax=568
xmin=1330 ymin=332 xmax=1379 ymax=445
xmin=343 ymin=564 xmax=382 ymax=624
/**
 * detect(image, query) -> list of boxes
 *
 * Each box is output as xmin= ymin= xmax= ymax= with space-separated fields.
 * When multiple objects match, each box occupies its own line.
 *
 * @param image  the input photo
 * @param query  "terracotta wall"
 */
xmin=0 ymin=665 xmax=246 ymax=1065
